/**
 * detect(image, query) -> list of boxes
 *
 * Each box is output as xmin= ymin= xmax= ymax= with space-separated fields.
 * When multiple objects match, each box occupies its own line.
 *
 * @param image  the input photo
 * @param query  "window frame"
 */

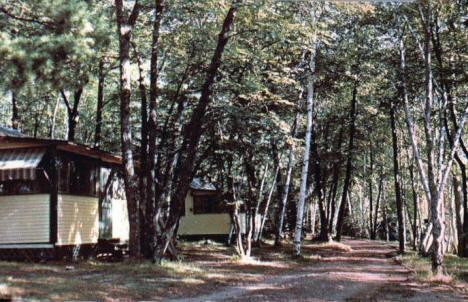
xmin=57 ymin=152 xmax=100 ymax=197
xmin=192 ymin=192 xmax=227 ymax=214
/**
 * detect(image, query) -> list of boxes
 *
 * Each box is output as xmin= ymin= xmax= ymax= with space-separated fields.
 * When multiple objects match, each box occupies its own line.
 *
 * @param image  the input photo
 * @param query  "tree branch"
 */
xmin=0 ymin=6 xmax=55 ymax=28
xmin=59 ymin=89 xmax=72 ymax=114
xmin=128 ymin=0 xmax=141 ymax=26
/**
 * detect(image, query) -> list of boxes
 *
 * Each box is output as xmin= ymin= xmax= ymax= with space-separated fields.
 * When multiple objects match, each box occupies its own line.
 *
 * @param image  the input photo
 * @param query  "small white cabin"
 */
xmin=178 ymin=179 xmax=233 ymax=240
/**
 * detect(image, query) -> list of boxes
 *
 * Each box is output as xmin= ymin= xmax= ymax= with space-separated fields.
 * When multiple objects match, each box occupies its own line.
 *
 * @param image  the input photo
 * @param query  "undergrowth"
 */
xmin=400 ymin=250 xmax=468 ymax=291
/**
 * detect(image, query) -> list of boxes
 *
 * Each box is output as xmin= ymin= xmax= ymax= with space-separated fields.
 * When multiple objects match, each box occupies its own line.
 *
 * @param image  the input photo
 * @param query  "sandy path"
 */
xmin=167 ymin=240 xmax=467 ymax=302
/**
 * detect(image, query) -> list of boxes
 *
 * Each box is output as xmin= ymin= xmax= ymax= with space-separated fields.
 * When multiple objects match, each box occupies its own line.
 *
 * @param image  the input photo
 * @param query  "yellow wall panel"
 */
xmin=178 ymin=192 xmax=232 ymax=235
xmin=0 ymin=194 xmax=50 ymax=244
xmin=111 ymin=199 xmax=129 ymax=241
xmin=57 ymin=194 xmax=99 ymax=245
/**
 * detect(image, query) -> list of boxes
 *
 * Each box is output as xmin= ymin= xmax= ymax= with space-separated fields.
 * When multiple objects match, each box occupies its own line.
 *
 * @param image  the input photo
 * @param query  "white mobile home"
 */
xmin=178 ymin=179 xmax=233 ymax=241
xmin=0 ymin=128 xmax=125 ymax=260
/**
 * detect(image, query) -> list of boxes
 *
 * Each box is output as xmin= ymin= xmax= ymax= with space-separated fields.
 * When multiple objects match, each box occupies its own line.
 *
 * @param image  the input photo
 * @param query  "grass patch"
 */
xmin=291 ymin=254 xmax=321 ymax=264
xmin=229 ymin=254 xmax=261 ymax=264
xmin=318 ymin=241 xmax=353 ymax=252
xmin=400 ymin=250 xmax=468 ymax=291
xmin=0 ymin=258 xmax=208 ymax=301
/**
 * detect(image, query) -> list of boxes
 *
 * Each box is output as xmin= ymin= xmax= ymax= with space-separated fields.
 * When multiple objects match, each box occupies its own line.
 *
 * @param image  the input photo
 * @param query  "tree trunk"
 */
xmin=310 ymin=201 xmax=318 ymax=236
xmin=372 ymin=171 xmax=383 ymax=240
xmin=390 ymin=103 xmax=405 ymax=253
xmin=328 ymin=168 xmax=340 ymax=233
xmin=146 ymin=0 xmax=165 ymax=261
xmin=60 ymin=87 xmax=82 ymax=142
xmin=131 ymin=41 xmax=150 ymax=256
xmin=11 ymin=92 xmax=19 ymax=130
xmin=94 ymin=59 xmax=105 ymax=148
xmin=368 ymin=143 xmax=374 ymax=240
xmin=69 ymin=88 xmax=82 ymax=142
xmin=409 ymin=160 xmax=419 ymax=250
xmin=275 ymin=108 xmax=300 ymax=246
xmin=244 ymin=156 xmax=258 ymax=257
xmin=311 ymin=106 xmax=330 ymax=242
xmin=155 ymin=1 xmax=240 ymax=262
xmin=453 ymin=174 xmax=464 ymax=256
xmin=115 ymin=0 xmax=141 ymax=258
xmin=383 ymin=201 xmax=389 ymax=242
xmin=258 ymin=159 xmax=281 ymax=242
xmin=49 ymin=95 xmax=60 ymax=138
xmin=336 ymin=81 xmax=358 ymax=241
xmin=253 ymin=163 xmax=269 ymax=243
xmin=328 ymin=129 xmax=343 ymax=233
xmin=431 ymin=9 xmax=468 ymax=258
xmin=294 ymin=47 xmax=316 ymax=256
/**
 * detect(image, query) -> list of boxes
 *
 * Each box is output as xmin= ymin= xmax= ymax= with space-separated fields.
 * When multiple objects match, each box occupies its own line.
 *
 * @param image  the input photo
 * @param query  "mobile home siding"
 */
xmin=56 ymin=194 xmax=99 ymax=245
xmin=178 ymin=192 xmax=232 ymax=235
xmin=111 ymin=199 xmax=129 ymax=241
xmin=0 ymin=194 xmax=50 ymax=244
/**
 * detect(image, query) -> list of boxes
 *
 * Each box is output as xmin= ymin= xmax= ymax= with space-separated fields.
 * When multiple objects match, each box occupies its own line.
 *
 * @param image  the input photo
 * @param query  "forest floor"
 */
xmin=0 ymin=238 xmax=466 ymax=301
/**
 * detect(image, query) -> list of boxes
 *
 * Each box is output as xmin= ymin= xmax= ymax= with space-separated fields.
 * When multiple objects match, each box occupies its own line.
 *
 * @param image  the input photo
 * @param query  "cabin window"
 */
xmin=0 ymin=174 xmax=49 ymax=195
xmin=58 ymin=156 xmax=99 ymax=197
xmin=193 ymin=194 xmax=226 ymax=214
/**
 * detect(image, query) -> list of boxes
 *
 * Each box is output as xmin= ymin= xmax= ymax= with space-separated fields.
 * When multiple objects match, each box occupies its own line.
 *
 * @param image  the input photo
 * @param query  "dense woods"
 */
xmin=1 ymin=0 xmax=467 ymax=276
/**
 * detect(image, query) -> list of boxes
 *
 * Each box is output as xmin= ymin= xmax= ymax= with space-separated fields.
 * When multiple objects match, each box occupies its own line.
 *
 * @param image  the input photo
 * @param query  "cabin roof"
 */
xmin=0 ymin=130 xmax=122 ymax=165
xmin=0 ymin=127 xmax=26 ymax=137
xmin=190 ymin=178 xmax=217 ymax=191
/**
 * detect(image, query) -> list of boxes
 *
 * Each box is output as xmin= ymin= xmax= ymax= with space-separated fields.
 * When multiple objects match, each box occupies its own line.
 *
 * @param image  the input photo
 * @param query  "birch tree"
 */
xmin=294 ymin=3 xmax=320 ymax=257
xmin=399 ymin=7 xmax=468 ymax=274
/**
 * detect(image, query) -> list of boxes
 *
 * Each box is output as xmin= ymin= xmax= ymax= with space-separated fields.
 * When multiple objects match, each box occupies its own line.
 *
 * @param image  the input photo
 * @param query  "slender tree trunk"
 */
xmin=258 ymin=160 xmax=281 ymax=242
xmin=409 ymin=163 xmax=419 ymax=250
xmin=11 ymin=92 xmax=19 ymax=130
xmin=294 ymin=47 xmax=316 ymax=256
xmin=448 ymin=182 xmax=458 ymax=253
xmin=390 ymin=104 xmax=405 ymax=253
xmin=115 ymin=0 xmax=141 ymax=257
xmin=328 ymin=130 xmax=343 ymax=233
xmin=275 ymin=107 xmax=300 ymax=246
xmin=420 ymin=3 xmax=445 ymax=275
xmin=383 ymin=200 xmax=389 ymax=242
xmin=328 ymin=169 xmax=340 ymax=233
xmin=243 ymin=156 xmax=258 ymax=257
xmin=253 ymin=163 xmax=269 ymax=243
xmin=60 ymin=87 xmax=83 ymax=142
xmin=33 ymin=106 xmax=40 ymax=138
xmin=131 ymin=41 xmax=150 ymax=256
xmin=311 ymin=109 xmax=330 ymax=242
xmin=372 ymin=171 xmax=383 ymax=240
xmin=49 ymin=95 xmax=60 ymax=138
xmin=69 ymin=88 xmax=82 ymax=142
xmin=336 ymin=81 xmax=358 ymax=241
xmin=146 ymin=0 xmax=165 ymax=261
xmin=453 ymin=174 xmax=465 ymax=256
xmin=368 ymin=143 xmax=374 ymax=239
xmin=94 ymin=59 xmax=105 ymax=148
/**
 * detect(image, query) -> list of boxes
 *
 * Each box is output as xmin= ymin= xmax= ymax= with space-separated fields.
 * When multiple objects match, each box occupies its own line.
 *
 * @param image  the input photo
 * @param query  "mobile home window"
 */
xmin=193 ymin=194 xmax=226 ymax=214
xmin=58 ymin=157 xmax=98 ymax=197
xmin=0 ymin=175 xmax=49 ymax=195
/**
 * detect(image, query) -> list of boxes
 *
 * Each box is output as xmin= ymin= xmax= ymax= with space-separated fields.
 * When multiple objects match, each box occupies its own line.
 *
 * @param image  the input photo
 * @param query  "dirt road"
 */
xmin=169 ymin=240 xmax=467 ymax=302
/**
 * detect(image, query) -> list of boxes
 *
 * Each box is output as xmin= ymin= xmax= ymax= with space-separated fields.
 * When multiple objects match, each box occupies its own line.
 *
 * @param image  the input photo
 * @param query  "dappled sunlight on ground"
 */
xmin=0 ymin=238 xmax=466 ymax=301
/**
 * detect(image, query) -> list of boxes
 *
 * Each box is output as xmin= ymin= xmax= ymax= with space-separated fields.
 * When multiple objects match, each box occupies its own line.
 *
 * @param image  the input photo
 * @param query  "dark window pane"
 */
xmin=0 ymin=172 xmax=49 ymax=195
xmin=58 ymin=156 xmax=98 ymax=197
xmin=193 ymin=194 xmax=226 ymax=214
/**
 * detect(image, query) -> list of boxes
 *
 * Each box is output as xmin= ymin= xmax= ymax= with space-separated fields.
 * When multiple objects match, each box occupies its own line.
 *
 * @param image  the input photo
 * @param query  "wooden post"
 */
xmin=49 ymin=145 xmax=58 ymax=246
